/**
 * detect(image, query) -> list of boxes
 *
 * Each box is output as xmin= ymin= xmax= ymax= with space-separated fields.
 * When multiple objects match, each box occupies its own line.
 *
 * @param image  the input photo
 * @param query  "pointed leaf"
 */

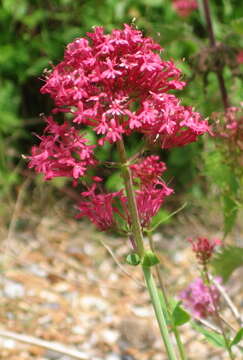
xmin=192 ymin=322 xmax=226 ymax=348
xmin=172 ymin=301 xmax=191 ymax=327
xmin=230 ymin=328 xmax=243 ymax=348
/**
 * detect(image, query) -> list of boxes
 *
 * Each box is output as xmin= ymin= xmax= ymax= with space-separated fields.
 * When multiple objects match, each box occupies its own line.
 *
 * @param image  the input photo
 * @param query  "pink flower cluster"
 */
xmin=189 ymin=237 xmax=221 ymax=265
xmin=39 ymin=25 xmax=208 ymax=149
xmin=212 ymin=106 xmax=243 ymax=149
xmin=28 ymin=25 xmax=209 ymax=232
xmin=179 ymin=277 xmax=221 ymax=318
xmin=28 ymin=116 xmax=95 ymax=180
xmin=172 ymin=0 xmax=198 ymax=17
xmin=77 ymin=156 xmax=173 ymax=231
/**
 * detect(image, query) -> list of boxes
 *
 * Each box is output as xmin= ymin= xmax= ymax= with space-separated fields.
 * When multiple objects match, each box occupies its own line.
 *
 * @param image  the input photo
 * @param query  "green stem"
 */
xmin=143 ymin=266 xmax=178 ymax=360
xmin=116 ymin=137 xmax=178 ymax=360
xmin=116 ymin=139 xmax=145 ymax=257
xmin=148 ymin=233 xmax=187 ymax=360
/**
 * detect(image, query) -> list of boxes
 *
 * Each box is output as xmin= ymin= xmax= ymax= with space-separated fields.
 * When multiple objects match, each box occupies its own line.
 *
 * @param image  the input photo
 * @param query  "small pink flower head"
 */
xmin=131 ymin=156 xmax=173 ymax=227
xmin=172 ymin=0 xmax=198 ymax=17
xmin=189 ymin=237 xmax=221 ymax=265
xmin=135 ymin=181 xmax=173 ymax=227
xmin=179 ymin=277 xmax=221 ymax=318
xmin=212 ymin=105 xmax=243 ymax=147
xmin=131 ymin=155 xmax=167 ymax=185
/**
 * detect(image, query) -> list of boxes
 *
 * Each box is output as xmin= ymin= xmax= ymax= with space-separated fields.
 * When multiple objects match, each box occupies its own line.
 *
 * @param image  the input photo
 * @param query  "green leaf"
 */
xmin=231 ymin=18 xmax=243 ymax=34
xmin=230 ymin=328 xmax=243 ymax=348
xmin=211 ymin=246 xmax=243 ymax=282
xmin=171 ymin=301 xmax=191 ymax=327
xmin=139 ymin=0 xmax=163 ymax=7
xmin=223 ymin=195 xmax=238 ymax=236
xmin=192 ymin=322 xmax=226 ymax=348
xmin=126 ymin=253 xmax=141 ymax=266
xmin=142 ymin=251 xmax=160 ymax=267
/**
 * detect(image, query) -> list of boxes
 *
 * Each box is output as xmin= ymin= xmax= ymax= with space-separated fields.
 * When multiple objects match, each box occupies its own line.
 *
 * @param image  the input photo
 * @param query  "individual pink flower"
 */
xmin=189 ymin=237 xmax=221 ymax=265
xmin=179 ymin=277 xmax=221 ymax=318
xmin=40 ymin=25 xmax=208 ymax=148
xmin=28 ymin=116 xmax=96 ymax=180
xmin=172 ymin=0 xmax=198 ymax=17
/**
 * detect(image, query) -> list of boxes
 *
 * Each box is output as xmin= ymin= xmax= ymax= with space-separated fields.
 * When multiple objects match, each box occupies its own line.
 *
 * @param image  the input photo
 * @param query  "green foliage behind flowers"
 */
xmin=1 ymin=0 xmax=243 ymax=210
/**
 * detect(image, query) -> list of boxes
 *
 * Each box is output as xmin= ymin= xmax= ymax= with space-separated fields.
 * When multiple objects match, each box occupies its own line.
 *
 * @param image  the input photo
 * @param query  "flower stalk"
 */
xmin=117 ymin=137 xmax=178 ymax=360
xmin=148 ymin=233 xmax=188 ymax=360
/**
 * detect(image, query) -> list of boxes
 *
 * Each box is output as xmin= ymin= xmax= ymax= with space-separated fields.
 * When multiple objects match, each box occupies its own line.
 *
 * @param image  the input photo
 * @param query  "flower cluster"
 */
xmin=28 ymin=116 xmax=96 ymax=181
xmin=77 ymin=156 xmax=173 ymax=231
xmin=39 ymin=25 xmax=208 ymax=149
xmin=189 ymin=237 xmax=221 ymax=265
xmin=179 ymin=277 xmax=221 ymax=318
xmin=211 ymin=106 xmax=243 ymax=155
xmin=28 ymin=25 xmax=209 ymax=233
xmin=172 ymin=0 xmax=198 ymax=17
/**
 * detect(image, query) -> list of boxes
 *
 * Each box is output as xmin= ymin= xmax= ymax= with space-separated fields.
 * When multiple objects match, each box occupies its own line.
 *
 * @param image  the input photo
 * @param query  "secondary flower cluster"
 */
xmin=179 ymin=277 xmax=221 ymax=318
xmin=28 ymin=25 xmax=209 ymax=232
xmin=189 ymin=237 xmax=221 ymax=265
xmin=77 ymin=156 xmax=173 ymax=231
xmin=212 ymin=106 xmax=243 ymax=145
xmin=172 ymin=0 xmax=198 ymax=17
xmin=28 ymin=116 xmax=96 ymax=181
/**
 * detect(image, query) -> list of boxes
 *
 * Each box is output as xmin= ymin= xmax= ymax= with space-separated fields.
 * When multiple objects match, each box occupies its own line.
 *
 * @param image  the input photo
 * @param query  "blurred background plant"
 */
xmin=1 ymin=0 xmax=243 ymax=230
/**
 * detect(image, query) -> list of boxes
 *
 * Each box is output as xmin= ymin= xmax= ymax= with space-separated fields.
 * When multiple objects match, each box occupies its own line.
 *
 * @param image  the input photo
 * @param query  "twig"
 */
xmin=211 ymin=276 xmax=243 ymax=327
xmin=5 ymin=178 xmax=31 ymax=244
xmin=196 ymin=318 xmax=221 ymax=334
xmin=0 ymin=329 xmax=89 ymax=359
xmin=201 ymin=0 xmax=229 ymax=109
xmin=99 ymin=238 xmax=144 ymax=288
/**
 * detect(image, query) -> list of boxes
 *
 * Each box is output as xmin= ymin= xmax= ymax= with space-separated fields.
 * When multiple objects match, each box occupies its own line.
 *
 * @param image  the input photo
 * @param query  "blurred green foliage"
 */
xmin=0 ymin=0 xmax=243 ymax=222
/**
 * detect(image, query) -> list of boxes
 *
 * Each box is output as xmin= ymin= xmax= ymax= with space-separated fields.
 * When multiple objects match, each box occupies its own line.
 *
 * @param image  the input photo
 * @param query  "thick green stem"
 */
xmin=143 ymin=266 xmax=178 ymax=360
xmin=116 ymin=137 xmax=178 ymax=360
xmin=148 ymin=233 xmax=187 ymax=360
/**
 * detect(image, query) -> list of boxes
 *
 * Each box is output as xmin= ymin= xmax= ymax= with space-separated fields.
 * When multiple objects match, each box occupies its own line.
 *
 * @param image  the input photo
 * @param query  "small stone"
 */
xmin=80 ymin=296 xmax=108 ymax=312
xmin=100 ymin=329 xmax=119 ymax=344
xmin=105 ymin=354 xmax=120 ymax=360
xmin=3 ymin=280 xmax=25 ymax=298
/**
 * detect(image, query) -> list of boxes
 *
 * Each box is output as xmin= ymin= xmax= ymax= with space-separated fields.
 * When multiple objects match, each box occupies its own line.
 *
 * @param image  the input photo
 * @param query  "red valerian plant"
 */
xmin=29 ymin=25 xmax=209 ymax=232
xmin=28 ymin=25 xmax=210 ymax=359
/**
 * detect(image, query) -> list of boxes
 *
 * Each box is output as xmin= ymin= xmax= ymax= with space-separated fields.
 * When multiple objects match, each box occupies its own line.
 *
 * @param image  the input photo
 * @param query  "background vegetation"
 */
xmin=1 ymin=0 xmax=243 ymax=218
